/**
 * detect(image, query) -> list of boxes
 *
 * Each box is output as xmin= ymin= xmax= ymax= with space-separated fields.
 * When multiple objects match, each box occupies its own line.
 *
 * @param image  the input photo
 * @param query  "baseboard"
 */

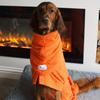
xmin=0 ymin=66 xmax=23 ymax=79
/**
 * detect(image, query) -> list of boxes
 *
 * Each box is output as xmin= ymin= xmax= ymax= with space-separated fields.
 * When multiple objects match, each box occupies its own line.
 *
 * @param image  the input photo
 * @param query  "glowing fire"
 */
xmin=62 ymin=37 xmax=71 ymax=52
xmin=0 ymin=30 xmax=32 ymax=49
xmin=0 ymin=30 xmax=71 ymax=52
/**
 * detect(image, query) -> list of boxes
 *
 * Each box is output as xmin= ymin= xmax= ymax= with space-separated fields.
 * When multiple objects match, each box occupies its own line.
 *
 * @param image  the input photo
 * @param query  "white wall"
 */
xmin=0 ymin=0 xmax=100 ymax=79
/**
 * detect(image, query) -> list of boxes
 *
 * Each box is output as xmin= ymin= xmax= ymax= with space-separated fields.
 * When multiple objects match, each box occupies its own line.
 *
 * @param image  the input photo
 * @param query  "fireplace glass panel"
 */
xmin=0 ymin=18 xmax=32 ymax=48
xmin=0 ymin=6 xmax=85 ymax=64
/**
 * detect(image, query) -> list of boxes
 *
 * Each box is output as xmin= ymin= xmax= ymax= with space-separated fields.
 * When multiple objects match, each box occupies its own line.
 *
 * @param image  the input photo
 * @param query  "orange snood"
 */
xmin=30 ymin=30 xmax=79 ymax=100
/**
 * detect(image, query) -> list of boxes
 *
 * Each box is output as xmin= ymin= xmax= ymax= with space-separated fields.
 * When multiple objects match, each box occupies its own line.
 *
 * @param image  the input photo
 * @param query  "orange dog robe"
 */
xmin=30 ymin=30 xmax=79 ymax=100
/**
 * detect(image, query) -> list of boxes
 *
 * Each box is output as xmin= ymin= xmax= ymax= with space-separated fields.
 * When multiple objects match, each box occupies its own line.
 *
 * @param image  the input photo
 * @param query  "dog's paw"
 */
xmin=74 ymin=78 xmax=92 ymax=88
xmin=93 ymin=77 xmax=100 ymax=88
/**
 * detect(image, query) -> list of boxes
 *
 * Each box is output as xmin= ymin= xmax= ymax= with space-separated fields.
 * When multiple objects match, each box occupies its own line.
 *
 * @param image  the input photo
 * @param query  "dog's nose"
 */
xmin=42 ymin=17 xmax=49 ymax=23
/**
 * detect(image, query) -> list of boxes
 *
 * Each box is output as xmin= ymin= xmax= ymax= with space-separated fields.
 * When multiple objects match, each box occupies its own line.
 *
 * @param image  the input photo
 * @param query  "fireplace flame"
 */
xmin=0 ymin=30 xmax=31 ymax=49
xmin=67 ymin=43 xmax=70 ymax=49
xmin=0 ymin=30 xmax=71 ymax=52
xmin=62 ymin=37 xmax=71 ymax=52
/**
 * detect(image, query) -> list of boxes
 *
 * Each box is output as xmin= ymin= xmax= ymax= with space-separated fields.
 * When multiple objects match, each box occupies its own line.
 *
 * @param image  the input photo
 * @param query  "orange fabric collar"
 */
xmin=30 ymin=30 xmax=64 ymax=75
xmin=32 ymin=30 xmax=59 ymax=47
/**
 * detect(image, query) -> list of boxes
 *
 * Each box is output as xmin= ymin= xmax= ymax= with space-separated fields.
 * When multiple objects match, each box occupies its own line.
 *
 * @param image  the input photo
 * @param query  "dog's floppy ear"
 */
xmin=29 ymin=8 xmax=38 ymax=33
xmin=56 ymin=9 xmax=67 ymax=33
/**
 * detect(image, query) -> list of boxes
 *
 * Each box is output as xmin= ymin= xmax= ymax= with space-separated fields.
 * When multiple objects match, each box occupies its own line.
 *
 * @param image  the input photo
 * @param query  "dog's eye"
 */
xmin=50 ymin=9 xmax=54 ymax=13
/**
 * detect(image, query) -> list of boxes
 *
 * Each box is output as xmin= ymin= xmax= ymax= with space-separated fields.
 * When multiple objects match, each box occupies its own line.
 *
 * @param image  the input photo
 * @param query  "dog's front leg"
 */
xmin=55 ymin=91 xmax=62 ymax=100
xmin=34 ymin=90 xmax=41 ymax=100
xmin=34 ymin=85 xmax=41 ymax=100
xmin=35 ymin=94 xmax=41 ymax=100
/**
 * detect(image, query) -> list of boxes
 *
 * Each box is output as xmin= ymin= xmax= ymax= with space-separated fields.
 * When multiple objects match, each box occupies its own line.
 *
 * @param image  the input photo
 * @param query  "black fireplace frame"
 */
xmin=0 ymin=6 xmax=85 ymax=64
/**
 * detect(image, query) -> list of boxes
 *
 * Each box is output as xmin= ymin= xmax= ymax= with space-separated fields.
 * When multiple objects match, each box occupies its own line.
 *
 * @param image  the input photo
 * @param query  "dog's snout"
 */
xmin=42 ymin=17 xmax=49 ymax=23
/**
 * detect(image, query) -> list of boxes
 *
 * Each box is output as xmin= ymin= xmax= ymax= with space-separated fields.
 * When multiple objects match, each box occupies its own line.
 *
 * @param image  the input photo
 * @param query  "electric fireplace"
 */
xmin=0 ymin=6 xmax=85 ymax=64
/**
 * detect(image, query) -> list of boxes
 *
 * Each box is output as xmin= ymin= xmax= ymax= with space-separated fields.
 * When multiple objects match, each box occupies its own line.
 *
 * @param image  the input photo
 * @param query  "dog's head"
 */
xmin=29 ymin=2 xmax=66 ymax=35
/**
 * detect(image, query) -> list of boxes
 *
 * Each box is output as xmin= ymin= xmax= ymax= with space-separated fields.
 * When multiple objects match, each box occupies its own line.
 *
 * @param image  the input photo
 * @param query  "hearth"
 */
xmin=0 ymin=6 xmax=85 ymax=64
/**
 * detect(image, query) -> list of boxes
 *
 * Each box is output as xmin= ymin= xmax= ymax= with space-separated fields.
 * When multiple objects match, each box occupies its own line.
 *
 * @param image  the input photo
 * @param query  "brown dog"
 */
xmin=30 ymin=2 xmax=100 ymax=100
xmin=29 ymin=2 xmax=66 ymax=36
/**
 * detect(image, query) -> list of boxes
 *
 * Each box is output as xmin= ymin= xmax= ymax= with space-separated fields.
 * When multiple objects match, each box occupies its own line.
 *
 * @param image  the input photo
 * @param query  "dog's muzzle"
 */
xmin=42 ymin=17 xmax=49 ymax=24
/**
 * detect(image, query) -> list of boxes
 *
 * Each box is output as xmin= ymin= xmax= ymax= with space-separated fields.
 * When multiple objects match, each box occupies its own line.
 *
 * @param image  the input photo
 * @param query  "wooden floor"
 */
xmin=0 ymin=78 xmax=18 ymax=100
